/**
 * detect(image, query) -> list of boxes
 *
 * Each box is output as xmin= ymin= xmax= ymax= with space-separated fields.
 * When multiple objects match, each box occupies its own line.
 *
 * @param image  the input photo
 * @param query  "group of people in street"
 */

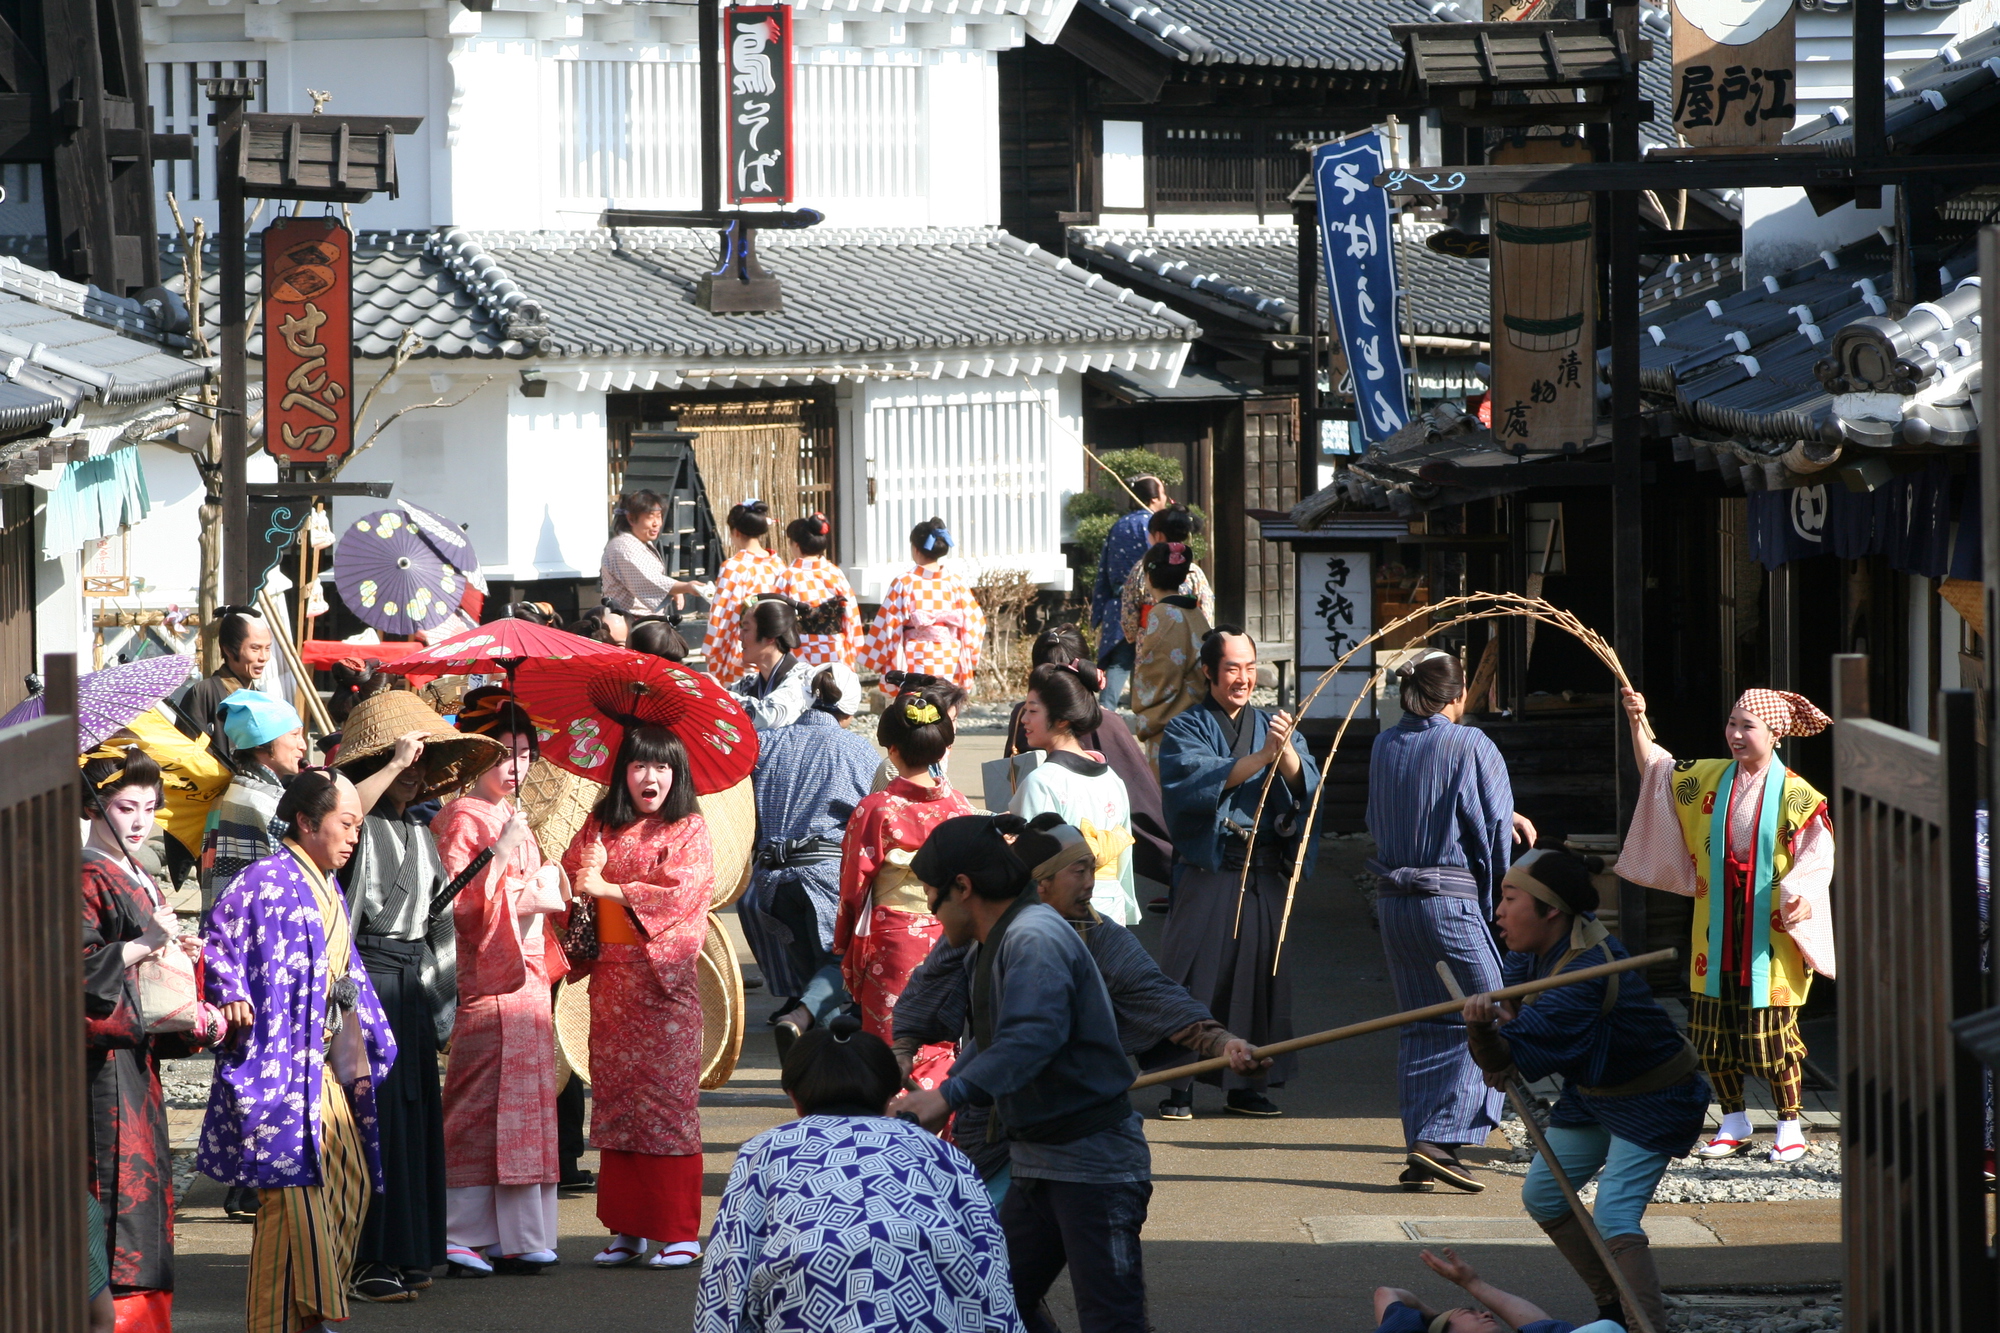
xmin=68 ymin=473 xmax=1846 ymax=1333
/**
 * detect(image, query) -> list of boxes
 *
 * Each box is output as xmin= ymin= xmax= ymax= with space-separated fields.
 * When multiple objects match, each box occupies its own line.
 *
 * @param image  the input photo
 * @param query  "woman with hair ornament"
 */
xmin=702 ymin=499 xmax=785 ymax=687
xmin=857 ymin=516 xmax=986 ymax=692
xmin=1616 ymin=686 xmax=1835 ymax=1166
xmin=772 ymin=513 xmax=861 ymax=669
xmin=834 ymin=687 xmax=974 ymax=1090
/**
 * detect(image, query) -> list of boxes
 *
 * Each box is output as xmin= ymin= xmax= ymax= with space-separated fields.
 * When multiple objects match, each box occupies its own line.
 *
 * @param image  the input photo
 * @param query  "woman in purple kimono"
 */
xmin=200 ymin=770 xmax=397 ymax=1333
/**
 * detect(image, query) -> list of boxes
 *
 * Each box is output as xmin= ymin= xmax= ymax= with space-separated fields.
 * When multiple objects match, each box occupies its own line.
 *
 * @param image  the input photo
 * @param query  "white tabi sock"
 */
xmin=1773 ymin=1119 xmax=1806 ymax=1151
xmin=1715 ymin=1110 xmax=1752 ymax=1143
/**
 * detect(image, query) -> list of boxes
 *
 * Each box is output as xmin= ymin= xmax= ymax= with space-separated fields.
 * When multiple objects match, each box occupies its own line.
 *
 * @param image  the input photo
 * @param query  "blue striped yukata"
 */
xmin=1366 ymin=712 xmax=1515 ymax=1148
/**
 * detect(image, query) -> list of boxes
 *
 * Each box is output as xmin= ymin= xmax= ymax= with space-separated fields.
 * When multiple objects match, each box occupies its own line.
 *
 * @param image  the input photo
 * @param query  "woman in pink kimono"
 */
xmin=561 ymin=724 xmax=714 ymax=1271
xmin=433 ymin=698 xmax=570 ymax=1277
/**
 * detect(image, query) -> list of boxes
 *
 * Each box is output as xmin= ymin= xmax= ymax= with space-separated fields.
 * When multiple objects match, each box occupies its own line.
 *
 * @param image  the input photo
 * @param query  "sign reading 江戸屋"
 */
xmin=1488 ymin=134 xmax=1597 ymax=454
xmin=1671 ymin=0 xmax=1796 ymax=148
xmin=726 ymin=5 xmax=793 ymax=204
xmin=1313 ymin=133 xmax=1409 ymax=453
xmin=263 ymin=216 xmax=353 ymax=465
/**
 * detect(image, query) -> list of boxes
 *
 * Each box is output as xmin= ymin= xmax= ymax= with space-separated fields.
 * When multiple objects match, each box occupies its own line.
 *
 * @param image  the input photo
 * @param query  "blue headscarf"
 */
xmin=219 ymin=690 xmax=302 ymax=750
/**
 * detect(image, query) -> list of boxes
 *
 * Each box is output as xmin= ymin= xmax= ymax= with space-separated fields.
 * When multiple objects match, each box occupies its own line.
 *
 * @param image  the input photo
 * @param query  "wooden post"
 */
xmin=1853 ymin=0 xmax=1885 ymax=210
xmin=1985 ymin=226 xmax=2000 ymax=858
xmin=1609 ymin=0 xmax=1648 ymax=951
xmin=1296 ymin=197 xmax=1319 ymax=491
xmin=699 ymin=0 xmax=722 ymax=215
xmin=205 ymin=79 xmax=260 ymax=605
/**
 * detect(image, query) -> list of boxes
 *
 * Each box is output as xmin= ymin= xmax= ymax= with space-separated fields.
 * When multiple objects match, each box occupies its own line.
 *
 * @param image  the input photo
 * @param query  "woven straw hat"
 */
xmin=698 ymin=778 xmax=756 ymax=910
xmin=549 ymin=913 xmax=746 ymax=1090
xmin=334 ymin=688 xmax=504 ymax=802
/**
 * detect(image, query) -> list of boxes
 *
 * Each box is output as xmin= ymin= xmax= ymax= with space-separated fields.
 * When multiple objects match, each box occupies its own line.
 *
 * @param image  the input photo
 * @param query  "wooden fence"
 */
xmin=1832 ymin=656 xmax=1994 ymax=1333
xmin=0 ymin=654 xmax=84 ymax=1332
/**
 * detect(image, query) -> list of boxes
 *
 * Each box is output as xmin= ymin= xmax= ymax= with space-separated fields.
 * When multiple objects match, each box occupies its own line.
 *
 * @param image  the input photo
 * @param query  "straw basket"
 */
xmin=697 ymin=778 xmax=757 ymax=910
xmin=518 ymin=757 xmax=603 ymax=866
xmin=550 ymin=912 xmax=745 ymax=1090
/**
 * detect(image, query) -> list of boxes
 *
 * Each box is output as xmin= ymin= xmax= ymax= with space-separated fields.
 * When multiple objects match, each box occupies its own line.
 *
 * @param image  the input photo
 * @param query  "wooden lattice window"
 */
xmin=1242 ymin=401 xmax=1298 ymax=654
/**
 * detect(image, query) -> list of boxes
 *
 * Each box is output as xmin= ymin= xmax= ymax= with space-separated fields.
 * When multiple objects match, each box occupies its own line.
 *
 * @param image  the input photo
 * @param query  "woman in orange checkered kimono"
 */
xmin=1616 ymin=686 xmax=1835 ymax=1165
xmin=833 ymin=686 xmax=972 ymax=1091
xmin=701 ymin=500 xmax=785 ymax=687
xmin=772 ymin=513 xmax=862 ymax=669
xmin=857 ymin=517 xmax=986 ymax=693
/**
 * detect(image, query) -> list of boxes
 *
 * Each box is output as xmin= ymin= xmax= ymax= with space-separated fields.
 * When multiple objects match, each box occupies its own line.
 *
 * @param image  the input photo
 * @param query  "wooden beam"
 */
xmin=1378 ymin=153 xmax=2000 ymax=194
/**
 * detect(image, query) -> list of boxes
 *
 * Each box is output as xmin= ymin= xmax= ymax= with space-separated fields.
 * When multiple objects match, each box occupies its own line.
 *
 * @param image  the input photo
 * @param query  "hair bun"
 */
xmin=826 ymin=1012 xmax=863 ymax=1044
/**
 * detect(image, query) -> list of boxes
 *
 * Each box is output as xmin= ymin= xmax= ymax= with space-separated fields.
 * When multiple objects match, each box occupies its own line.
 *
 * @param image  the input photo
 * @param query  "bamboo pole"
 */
xmin=258 ymin=588 xmax=334 ymax=736
xmin=1433 ymin=962 xmax=1658 ymax=1333
xmin=1225 ymin=592 xmax=1652 ymax=971
xmin=1129 ymin=947 xmax=1674 ymax=1089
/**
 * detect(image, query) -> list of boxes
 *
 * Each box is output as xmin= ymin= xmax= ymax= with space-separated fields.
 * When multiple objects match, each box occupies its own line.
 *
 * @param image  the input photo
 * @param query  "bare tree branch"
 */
xmin=328 ymin=372 xmax=496 ymax=481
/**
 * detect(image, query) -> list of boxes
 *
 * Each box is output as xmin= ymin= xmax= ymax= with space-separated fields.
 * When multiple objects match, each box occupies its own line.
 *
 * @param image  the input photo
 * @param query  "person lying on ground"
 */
xmin=1373 ymin=1248 xmax=1624 ymax=1333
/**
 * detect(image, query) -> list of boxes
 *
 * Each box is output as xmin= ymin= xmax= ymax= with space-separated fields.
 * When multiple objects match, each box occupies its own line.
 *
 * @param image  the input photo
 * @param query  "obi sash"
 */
xmin=1367 ymin=861 xmax=1482 ymax=900
xmin=904 ymin=609 xmax=966 ymax=644
xmin=853 ymin=850 xmax=930 ymax=938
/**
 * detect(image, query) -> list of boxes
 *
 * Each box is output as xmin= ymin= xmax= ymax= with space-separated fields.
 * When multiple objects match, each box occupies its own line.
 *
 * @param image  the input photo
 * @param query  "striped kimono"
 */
xmin=1364 ymin=711 xmax=1514 ymax=1149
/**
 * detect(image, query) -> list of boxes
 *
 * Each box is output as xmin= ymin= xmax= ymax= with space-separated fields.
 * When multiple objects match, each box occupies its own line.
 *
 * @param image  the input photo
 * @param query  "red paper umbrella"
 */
xmin=396 ymin=621 xmax=625 ymax=681
xmin=513 ymin=651 xmax=759 ymax=795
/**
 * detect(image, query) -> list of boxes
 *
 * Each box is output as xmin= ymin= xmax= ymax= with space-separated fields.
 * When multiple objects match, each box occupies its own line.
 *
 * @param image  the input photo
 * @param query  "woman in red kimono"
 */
xmin=433 ymin=697 xmax=571 ymax=1277
xmin=561 ymin=724 xmax=714 ymax=1271
xmin=834 ymin=687 xmax=972 ymax=1091
xmin=81 ymin=746 xmax=227 ymax=1333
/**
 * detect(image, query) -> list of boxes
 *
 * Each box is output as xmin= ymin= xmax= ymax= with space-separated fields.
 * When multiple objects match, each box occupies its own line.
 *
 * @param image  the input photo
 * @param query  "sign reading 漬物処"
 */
xmin=263 ymin=216 xmax=353 ymax=465
xmin=1313 ymin=133 xmax=1409 ymax=452
xmin=1488 ymin=134 xmax=1597 ymax=455
xmin=1671 ymin=0 xmax=1796 ymax=148
xmin=726 ymin=5 xmax=793 ymax=204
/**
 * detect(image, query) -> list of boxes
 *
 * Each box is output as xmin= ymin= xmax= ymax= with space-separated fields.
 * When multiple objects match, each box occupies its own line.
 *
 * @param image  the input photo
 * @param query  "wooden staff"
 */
xmin=1433 ymin=962 xmax=1658 ymax=1333
xmin=258 ymin=588 xmax=335 ymax=736
xmin=1129 ymin=947 xmax=1674 ymax=1090
xmin=1079 ymin=444 xmax=1151 ymax=511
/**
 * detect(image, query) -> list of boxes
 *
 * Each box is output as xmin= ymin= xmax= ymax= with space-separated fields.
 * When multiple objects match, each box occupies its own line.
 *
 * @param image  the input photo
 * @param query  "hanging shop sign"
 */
xmin=1670 ymin=0 xmax=1796 ymax=148
xmin=262 ymin=216 xmax=353 ymax=465
xmin=1295 ymin=548 xmax=1375 ymax=720
xmin=1488 ymin=134 xmax=1596 ymax=455
xmin=1312 ymin=132 xmax=1410 ymax=453
xmin=726 ymin=5 xmax=794 ymax=204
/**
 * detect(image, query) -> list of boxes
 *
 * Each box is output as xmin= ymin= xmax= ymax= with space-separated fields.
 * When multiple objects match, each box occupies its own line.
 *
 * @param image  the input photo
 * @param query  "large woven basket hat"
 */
xmin=697 ymin=778 xmax=757 ymax=910
xmin=518 ymin=756 xmax=603 ymax=865
xmin=551 ymin=913 xmax=745 ymax=1090
xmin=334 ymin=688 xmax=503 ymax=802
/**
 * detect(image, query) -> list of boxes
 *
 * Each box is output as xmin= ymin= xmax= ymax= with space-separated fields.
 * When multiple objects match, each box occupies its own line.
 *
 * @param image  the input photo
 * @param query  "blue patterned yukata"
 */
xmin=1365 ymin=711 xmax=1515 ymax=1148
xmin=695 ymin=1114 xmax=1021 ymax=1332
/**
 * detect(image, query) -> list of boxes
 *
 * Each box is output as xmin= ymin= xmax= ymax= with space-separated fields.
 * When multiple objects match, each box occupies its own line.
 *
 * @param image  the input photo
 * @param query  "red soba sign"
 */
xmin=263 ymin=216 xmax=354 ymax=464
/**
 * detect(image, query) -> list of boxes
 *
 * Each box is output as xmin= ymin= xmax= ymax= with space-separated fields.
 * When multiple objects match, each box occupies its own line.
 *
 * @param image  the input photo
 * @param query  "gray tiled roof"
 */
xmin=1786 ymin=22 xmax=2000 ymax=152
xmin=1079 ymin=0 xmax=1469 ymax=73
xmin=184 ymin=226 xmax=1197 ymax=362
xmin=1068 ymin=223 xmax=1489 ymax=338
xmin=0 ymin=259 xmax=204 ymax=408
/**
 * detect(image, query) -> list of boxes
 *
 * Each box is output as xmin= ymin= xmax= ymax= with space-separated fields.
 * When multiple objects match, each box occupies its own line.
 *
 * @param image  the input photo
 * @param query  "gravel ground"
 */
xmin=1667 ymin=1295 xmax=1842 ymax=1332
xmin=1492 ymin=1111 xmax=1842 ymax=1203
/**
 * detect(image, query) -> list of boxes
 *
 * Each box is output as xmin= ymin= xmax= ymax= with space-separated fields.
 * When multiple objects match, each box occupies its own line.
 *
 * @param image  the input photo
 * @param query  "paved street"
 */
xmin=165 ymin=823 xmax=1839 ymax=1332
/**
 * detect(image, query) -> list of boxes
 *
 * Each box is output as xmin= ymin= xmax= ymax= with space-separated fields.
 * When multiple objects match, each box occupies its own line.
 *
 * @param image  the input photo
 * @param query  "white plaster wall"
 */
xmin=844 ymin=372 xmax=1081 ymax=598
xmin=920 ymin=52 xmax=1000 ymax=227
xmin=125 ymin=443 xmax=209 ymax=608
xmin=1741 ymin=187 xmax=1895 ymax=285
xmin=444 ymin=37 xmax=552 ymax=231
xmin=323 ymin=373 xmax=606 ymax=583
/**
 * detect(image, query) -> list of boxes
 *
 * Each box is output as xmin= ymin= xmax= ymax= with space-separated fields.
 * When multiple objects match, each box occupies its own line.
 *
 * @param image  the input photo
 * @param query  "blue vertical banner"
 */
xmin=1313 ymin=133 xmax=1410 ymax=453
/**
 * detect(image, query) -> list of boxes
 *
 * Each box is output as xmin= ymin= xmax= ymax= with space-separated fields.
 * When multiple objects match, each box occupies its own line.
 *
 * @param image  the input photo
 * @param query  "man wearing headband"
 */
xmin=891 ymin=814 xmax=1154 ymax=1333
xmin=1156 ymin=626 xmax=1320 ymax=1120
xmin=892 ymin=815 xmax=1265 ymax=1199
xmin=1618 ymin=686 xmax=1835 ymax=1165
xmin=1462 ymin=850 xmax=1707 ymax=1333
xmin=1372 ymin=1246 xmax=1625 ymax=1333
xmin=1365 ymin=647 xmax=1530 ymax=1192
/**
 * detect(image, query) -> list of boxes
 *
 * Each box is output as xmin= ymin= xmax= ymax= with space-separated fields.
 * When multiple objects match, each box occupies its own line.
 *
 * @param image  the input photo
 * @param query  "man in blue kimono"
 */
xmin=1155 ymin=626 xmax=1320 ymax=1118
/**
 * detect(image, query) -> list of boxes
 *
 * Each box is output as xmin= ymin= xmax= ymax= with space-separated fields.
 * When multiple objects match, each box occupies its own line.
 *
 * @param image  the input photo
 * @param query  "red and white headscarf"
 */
xmin=1732 ymin=688 xmax=1832 ymax=738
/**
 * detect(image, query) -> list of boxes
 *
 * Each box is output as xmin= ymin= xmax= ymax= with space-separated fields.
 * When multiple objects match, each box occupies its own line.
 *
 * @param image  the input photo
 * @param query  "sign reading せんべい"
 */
xmin=1670 ymin=0 xmax=1796 ymax=148
xmin=263 ymin=216 xmax=353 ymax=465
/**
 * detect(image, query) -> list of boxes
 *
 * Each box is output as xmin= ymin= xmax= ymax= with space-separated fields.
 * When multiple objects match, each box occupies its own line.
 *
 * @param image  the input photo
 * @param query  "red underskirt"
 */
xmin=596 ymin=1149 xmax=702 ymax=1244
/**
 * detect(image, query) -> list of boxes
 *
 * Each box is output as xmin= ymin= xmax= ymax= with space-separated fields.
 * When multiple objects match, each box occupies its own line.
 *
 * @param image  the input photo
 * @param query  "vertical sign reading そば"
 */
xmin=725 ymin=5 xmax=793 ymax=204
xmin=263 ymin=216 xmax=353 ymax=464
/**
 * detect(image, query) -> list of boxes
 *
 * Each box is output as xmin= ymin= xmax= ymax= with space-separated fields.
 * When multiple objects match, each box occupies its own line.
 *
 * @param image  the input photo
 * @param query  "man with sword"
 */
xmin=1459 ymin=849 xmax=1709 ymax=1333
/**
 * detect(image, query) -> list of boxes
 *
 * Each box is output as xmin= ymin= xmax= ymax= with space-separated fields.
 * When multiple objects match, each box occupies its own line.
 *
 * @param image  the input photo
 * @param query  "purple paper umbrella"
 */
xmin=334 ymin=506 xmax=475 ymax=636
xmin=0 ymin=654 xmax=197 ymax=752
